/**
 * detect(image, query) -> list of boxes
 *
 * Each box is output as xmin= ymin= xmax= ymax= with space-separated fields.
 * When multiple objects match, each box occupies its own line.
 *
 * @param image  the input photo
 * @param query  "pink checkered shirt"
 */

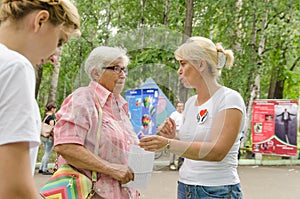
xmin=54 ymin=81 xmax=139 ymax=199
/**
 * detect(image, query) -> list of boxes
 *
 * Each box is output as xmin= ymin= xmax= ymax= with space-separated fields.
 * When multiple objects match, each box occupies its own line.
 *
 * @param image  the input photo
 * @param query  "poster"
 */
xmin=125 ymin=89 xmax=142 ymax=134
xmin=126 ymin=88 xmax=159 ymax=138
xmin=252 ymin=99 xmax=298 ymax=156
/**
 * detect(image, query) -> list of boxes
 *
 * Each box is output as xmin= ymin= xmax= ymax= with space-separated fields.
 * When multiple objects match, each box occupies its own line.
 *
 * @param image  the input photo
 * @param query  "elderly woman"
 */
xmin=0 ymin=0 xmax=80 ymax=198
xmin=140 ymin=36 xmax=246 ymax=199
xmin=54 ymin=46 xmax=139 ymax=199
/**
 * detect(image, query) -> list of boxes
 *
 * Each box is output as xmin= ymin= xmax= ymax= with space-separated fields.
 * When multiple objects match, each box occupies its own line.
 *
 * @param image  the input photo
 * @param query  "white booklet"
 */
xmin=123 ymin=145 xmax=155 ymax=189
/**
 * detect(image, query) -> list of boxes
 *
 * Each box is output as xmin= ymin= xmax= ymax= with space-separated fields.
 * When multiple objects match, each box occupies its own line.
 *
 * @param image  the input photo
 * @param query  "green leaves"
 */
xmin=37 ymin=0 xmax=300 ymax=111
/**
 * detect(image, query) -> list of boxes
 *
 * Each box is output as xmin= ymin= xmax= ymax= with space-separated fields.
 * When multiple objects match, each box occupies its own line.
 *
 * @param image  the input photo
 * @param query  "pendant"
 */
xmin=197 ymin=109 xmax=208 ymax=124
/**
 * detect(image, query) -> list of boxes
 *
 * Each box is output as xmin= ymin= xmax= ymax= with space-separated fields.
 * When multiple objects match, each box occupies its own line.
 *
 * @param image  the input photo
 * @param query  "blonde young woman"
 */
xmin=0 ymin=0 xmax=80 ymax=198
xmin=140 ymin=36 xmax=246 ymax=199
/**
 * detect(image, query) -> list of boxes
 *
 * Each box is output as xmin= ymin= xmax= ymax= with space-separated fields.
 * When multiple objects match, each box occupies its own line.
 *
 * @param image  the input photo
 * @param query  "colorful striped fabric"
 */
xmin=40 ymin=164 xmax=94 ymax=199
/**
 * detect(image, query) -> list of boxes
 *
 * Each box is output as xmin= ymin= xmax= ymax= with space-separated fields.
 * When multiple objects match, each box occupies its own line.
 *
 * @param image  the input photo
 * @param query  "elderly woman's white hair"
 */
xmin=84 ymin=46 xmax=129 ymax=81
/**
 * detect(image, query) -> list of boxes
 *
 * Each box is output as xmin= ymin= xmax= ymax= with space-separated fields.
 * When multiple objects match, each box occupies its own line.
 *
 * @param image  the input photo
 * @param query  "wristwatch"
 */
xmin=165 ymin=139 xmax=171 ymax=151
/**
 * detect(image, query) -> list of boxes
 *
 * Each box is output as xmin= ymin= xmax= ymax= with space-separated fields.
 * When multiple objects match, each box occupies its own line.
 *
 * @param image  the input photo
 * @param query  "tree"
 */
xmin=35 ymin=0 xmax=299 ymax=137
xmin=47 ymin=48 xmax=62 ymax=103
xmin=179 ymin=0 xmax=194 ymax=103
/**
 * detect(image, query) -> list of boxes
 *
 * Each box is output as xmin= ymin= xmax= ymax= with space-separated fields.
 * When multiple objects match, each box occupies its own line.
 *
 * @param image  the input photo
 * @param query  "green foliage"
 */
xmin=284 ymin=70 xmax=300 ymax=99
xmin=37 ymin=0 xmax=300 ymax=110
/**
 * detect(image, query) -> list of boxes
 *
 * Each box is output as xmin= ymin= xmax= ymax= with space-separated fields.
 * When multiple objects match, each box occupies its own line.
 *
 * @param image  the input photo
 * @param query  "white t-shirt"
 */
xmin=169 ymin=111 xmax=183 ymax=131
xmin=0 ymin=43 xmax=41 ymax=175
xmin=178 ymin=86 xmax=246 ymax=186
xmin=283 ymin=112 xmax=288 ymax=120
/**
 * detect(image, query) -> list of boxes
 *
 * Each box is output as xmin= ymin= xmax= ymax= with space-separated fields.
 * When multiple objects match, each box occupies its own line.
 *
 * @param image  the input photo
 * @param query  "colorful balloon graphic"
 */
xmin=135 ymin=99 xmax=139 ymax=106
xmin=150 ymin=105 xmax=156 ymax=116
xmin=143 ymin=97 xmax=150 ymax=108
xmin=142 ymin=114 xmax=151 ymax=129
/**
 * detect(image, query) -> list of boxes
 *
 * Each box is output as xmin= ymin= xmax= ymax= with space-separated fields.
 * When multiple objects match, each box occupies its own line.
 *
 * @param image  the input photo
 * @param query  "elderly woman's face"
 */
xmin=99 ymin=61 xmax=127 ymax=94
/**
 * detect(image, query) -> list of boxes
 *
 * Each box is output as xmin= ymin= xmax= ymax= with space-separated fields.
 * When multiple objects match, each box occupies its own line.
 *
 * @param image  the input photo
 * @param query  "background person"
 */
xmin=0 ymin=0 xmax=80 ymax=198
xmin=39 ymin=102 xmax=57 ymax=175
xmin=140 ymin=36 xmax=246 ymax=199
xmin=54 ymin=46 xmax=140 ymax=199
xmin=276 ymin=108 xmax=296 ymax=144
xmin=168 ymin=102 xmax=184 ymax=170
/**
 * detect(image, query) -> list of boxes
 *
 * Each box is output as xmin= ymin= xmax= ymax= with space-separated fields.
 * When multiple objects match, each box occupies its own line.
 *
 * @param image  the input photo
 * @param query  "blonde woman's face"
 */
xmin=177 ymin=60 xmax=200 ymax=88
xmin=35 ymin=23 xmax=68 ymax=65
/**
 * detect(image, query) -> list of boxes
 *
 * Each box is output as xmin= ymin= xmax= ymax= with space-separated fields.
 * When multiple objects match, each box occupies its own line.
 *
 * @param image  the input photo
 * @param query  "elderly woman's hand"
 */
xmin=139 ymin=135 xmax=169 ymax=152
xmin=157 ymin=117 xmax=176 ymax=139
xmin=109 ymin=164 xmax=135 ymax=184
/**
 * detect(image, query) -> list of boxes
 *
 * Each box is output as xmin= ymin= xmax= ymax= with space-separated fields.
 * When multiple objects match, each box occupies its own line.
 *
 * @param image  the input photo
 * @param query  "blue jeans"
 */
xmin=39 ymin=136 xmax=54 ymax=172
xmin=178 ymin=181 xmax=243 ymax=199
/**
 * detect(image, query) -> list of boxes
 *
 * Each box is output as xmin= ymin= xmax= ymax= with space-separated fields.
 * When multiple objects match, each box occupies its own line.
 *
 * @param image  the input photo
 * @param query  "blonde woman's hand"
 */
xmin=139 ymin=135 xmax=168 ymax=152
xmin=157 ymin=117 xmax=176 ymax=139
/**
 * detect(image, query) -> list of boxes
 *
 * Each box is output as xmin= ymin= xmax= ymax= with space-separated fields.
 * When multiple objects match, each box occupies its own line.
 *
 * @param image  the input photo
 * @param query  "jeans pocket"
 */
xmin=177 ymin=181 xmax=193 ymax=199
xmin=200 ymin=184 xmax=243 ymax=199
xmin=200 ymin=185 xmax=230 ymax=198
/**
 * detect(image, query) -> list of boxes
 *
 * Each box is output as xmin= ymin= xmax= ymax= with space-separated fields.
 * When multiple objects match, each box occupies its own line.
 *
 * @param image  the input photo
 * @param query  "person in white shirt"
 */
xmin=0 ymin=1 xmax=80 ymax=198
xmin=168 ymin=102 xmax=184 ymax=170
xmin=140 ymin=36 xmax=246 ymax=199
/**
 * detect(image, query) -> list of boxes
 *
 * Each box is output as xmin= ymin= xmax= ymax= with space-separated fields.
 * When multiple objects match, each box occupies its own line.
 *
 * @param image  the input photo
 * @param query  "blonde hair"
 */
xmin=0 ymin=0 xmax=80 ymax=36
xmin=174 ymin=36 xmax=234 ymax=76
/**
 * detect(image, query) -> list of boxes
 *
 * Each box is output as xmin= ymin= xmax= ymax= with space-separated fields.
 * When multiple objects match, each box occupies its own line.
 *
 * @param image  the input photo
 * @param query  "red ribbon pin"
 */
xmin=197 ymin=109 xmax=208 ymax=124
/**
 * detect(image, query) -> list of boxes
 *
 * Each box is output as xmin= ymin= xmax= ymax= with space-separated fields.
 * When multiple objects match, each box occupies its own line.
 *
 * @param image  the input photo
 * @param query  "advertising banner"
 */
xmin=126 ymin=88 xmax=159 ymax=138
xmin=252 ymin=99 xmax=298 ymax=156
xmin=125 ymin=89 xmax=142 ymax=134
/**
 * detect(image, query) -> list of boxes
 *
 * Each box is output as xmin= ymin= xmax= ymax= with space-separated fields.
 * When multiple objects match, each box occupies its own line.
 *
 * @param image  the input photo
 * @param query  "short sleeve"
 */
xmin=44 ymin=115 xmax=55 ymax=125
xmin=0 ymin=61 xmax=40 ymax=147
xmin=219 ymin=89 xmax=245 ymax=114
xmin=54 ymin=88 xmax=96 ymax=146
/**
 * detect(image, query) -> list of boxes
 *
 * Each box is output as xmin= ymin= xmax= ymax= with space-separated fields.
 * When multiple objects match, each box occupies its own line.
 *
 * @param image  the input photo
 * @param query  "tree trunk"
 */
xmin=104 ymin=0 xmax=111 ymax=45
xmin=163 ymin=0 xmax=170 ymax=25
xmin=163 ymin=0 xmax=171 ymax=100
xmin=47 ymin=48 xmax=62 ymax=103
xmin=139 ymin=0 xmax=146 ymax=85
xmin=116 ymin=0 xmax=124 ymax=47
xmin=268 ymin=65 xmax=284 ymax=99
xmin=242 ymin=0 xmax=268 ymax=147
xmin=232 ymin=0 xmax=243 ymax=52
xmin=47 ymin=62 xmax=60 ymax=103
xmin=241 ymin=75 xmax=260 ymax=148
xmin=273 ymin=80 xmax=284 ymax=99
xmin=179 ymin=0 xmax=193 ymax=103
xmin=267 ymin=68 xmax=277 ymax=99
xmin=182 ymin=0 xmax=193 ymax=42
xmin=35 ymin=64 xmax=43 ymax=99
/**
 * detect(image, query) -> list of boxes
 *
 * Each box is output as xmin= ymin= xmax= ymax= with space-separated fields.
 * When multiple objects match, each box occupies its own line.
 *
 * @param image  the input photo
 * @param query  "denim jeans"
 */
xmin=177 ymin=181 xmax=243 ymax=199
xmin=39 ymin=136 xmax=54 ymax=172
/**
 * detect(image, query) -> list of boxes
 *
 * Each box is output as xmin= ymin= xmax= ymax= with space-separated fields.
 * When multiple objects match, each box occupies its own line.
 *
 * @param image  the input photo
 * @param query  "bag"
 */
xmin=41 ymin=123 xmax=53 ymax=138
xmin=41 ymin=115 xmax=53 ymax=138
xmin=40 ymin=95 xmax=102 ymax=199
xmin=40 ymin=164 xmax=95 ymax=199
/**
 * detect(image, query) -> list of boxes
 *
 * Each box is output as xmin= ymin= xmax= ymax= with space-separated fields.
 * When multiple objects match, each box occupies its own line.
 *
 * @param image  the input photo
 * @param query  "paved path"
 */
xmin=35 ymin=165 xmax=300 ymax=199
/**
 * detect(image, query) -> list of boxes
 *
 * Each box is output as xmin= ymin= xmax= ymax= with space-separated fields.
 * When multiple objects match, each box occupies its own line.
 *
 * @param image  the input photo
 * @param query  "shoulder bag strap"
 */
xmin=91 ymin=95 xmax=103 ymax=187
xmin=43 ymin=114 xmax=51 ymax=123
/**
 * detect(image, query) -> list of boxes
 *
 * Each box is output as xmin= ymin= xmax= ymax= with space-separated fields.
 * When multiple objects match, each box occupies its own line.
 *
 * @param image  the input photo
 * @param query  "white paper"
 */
xmin=123 ymin=145 xmax=155 ymax=189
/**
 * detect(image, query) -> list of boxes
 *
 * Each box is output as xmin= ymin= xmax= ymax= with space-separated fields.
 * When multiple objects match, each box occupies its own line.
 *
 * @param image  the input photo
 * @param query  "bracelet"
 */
xmin=165 ymin=139 xmax=171 ymax=151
